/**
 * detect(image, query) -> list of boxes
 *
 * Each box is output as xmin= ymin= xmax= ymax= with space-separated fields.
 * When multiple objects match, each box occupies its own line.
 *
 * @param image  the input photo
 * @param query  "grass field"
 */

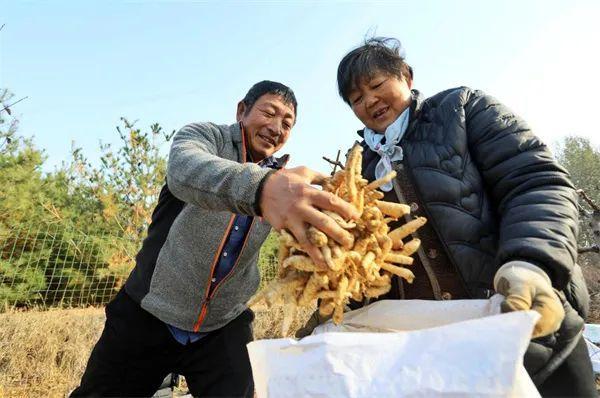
xmin=1 ymin=257 xmax=599 ymax=397
xmin=0 ymin=305 xmax=313 ymax=398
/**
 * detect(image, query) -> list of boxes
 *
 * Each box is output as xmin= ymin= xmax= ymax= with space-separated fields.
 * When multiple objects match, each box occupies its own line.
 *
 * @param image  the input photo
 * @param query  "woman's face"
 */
xmin=348 ymin=72 xmax=413 ymax=133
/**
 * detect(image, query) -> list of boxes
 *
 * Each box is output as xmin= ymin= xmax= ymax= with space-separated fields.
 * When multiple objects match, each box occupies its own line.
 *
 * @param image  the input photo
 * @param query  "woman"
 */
xmin=319 ymin=37 xmax=593 ymax=396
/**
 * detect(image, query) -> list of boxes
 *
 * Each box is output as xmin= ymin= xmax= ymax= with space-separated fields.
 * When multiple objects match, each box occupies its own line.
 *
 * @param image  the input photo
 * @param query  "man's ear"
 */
xmin=236 ymin=101 xmax=246 ymax=122
xmin=407 ymin=77 xmax=414 ymax=90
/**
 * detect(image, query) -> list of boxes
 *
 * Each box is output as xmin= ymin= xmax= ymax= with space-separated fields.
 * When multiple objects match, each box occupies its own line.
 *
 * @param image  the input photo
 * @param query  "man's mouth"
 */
xmin=258 ymin=134 xmax=276 ymax=146
xmin=372 ymin=106 xmax=389 ymax=120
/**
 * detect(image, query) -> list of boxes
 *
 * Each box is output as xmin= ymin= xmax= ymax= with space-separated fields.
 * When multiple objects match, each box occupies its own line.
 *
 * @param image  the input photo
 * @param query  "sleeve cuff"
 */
xmin=494 ymin=260 xmax=552 ymax=290
xmin=253 ymin=169 xmax=277 ymax=217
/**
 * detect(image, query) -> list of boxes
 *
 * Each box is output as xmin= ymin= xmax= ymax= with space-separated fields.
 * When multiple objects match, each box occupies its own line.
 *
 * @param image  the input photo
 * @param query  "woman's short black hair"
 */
xmin=337 ymin=37 xmax=413 ymax=105
xmin=242 ymin=80 xmax=298 ymax=117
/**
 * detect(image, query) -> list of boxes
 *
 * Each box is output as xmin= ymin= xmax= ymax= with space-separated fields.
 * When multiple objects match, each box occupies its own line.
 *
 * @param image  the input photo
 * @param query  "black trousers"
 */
xmin=536 ymin=336 xmax=597 ymax=397
xmin=71 ymin=289 xmax=254 ymax=398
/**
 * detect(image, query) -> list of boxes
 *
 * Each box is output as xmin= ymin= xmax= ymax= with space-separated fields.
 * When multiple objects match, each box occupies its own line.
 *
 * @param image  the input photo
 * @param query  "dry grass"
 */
xmin=0 ymin=305 xmax=312 ymax=397
xmin=253 ymin=306 xmax=314 ymax=339
xmin=0 ymin=307 xmax=105 ymax=398
xmin=2 ymin=257 xmax=599 ymax=397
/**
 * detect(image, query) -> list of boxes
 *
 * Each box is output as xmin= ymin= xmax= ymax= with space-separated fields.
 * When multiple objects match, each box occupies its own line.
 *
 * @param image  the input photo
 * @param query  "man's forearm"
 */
xmin=167 ymin=123 xmax=272 ymax=216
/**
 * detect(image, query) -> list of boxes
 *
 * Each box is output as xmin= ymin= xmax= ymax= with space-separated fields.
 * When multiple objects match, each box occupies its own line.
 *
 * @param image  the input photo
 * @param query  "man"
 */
xmin=300 ymin=38 xmax=595 ymax=396
xmin=72 ymin=80 xmax=358 ymax=397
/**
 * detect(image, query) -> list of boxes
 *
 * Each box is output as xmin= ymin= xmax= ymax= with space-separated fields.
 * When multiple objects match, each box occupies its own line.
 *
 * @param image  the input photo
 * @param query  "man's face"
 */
xmin=237 ymin=93 xmax=295 ymax=162
xmin=348 ymin=72 xmax=412 ymax=133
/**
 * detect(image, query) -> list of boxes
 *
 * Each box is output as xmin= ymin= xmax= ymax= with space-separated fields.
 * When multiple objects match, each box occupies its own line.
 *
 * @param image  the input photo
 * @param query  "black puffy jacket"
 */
xmin=359 ymin=87 xmax=589 ymax=385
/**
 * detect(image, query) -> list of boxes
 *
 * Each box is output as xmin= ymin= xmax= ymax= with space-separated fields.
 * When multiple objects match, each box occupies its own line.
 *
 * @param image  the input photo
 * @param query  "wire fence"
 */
xmin=259 ymin=254 xmax=278 ymax=289
xmin=0 ymin=222 xmax=279 ymax=312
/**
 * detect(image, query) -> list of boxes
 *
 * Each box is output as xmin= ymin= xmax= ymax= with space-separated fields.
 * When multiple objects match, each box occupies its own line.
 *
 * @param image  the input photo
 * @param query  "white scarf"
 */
xmin=363 ymin=107 xmax=410 ymax=191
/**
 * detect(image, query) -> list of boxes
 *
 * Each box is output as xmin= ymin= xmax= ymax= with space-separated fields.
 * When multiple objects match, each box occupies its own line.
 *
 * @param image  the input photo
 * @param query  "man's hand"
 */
xmin=260 ymin=166 xmax=360 ymax=268
xmin=494 ymin=261 xmax=565 ymax=338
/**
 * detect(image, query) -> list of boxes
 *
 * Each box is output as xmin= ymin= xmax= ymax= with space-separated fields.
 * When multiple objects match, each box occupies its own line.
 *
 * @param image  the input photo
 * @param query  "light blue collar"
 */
xmin=363 ymin=107 xmax=410 ymax=191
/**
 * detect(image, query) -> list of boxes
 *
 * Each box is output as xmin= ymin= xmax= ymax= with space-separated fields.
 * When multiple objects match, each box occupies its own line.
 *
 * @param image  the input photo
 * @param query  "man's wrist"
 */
xmin=254 ymin=169 xmax=277 ymax=217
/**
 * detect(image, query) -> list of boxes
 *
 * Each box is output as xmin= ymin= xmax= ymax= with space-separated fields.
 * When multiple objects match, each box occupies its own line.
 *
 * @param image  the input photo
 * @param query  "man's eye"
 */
xmin=263 ymin=111 xmax=275 ymax=117
xmin=352 ymin=96 xmax=362 ymax=105
xmin=283 ymin=122 xmax=291 ymax=130
xmin=372 ymin=80 xmax=385 ymax=89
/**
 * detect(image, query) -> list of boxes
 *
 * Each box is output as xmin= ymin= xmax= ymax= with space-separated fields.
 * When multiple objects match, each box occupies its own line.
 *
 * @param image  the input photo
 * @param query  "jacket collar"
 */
xmin=229 ymin=122 xmax=289 ymax=168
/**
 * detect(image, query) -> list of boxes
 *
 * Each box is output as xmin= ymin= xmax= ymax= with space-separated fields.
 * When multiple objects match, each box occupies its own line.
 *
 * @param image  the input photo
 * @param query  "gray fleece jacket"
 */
xmin=124 ymin=122 xmax=277 ymax=332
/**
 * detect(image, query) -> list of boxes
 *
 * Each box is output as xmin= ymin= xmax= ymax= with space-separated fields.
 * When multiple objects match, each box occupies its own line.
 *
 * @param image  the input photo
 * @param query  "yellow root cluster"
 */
xmin=248 ymin=144 xmax=427 ymax=334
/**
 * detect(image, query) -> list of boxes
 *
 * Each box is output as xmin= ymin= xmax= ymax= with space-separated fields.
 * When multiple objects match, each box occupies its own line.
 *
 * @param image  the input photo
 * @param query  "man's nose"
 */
xmin=265 ymin=121 xmax=280 ymax=136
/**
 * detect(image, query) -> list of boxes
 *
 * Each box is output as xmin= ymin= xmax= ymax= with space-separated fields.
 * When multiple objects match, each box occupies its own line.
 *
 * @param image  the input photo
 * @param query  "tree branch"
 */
xmin=322 ymin=150 xmax=344 ymax=172
xmin=579 ymin=245 xmax=600 ymax=254
xmin=577 ymin=189 xmax=600 ymax=212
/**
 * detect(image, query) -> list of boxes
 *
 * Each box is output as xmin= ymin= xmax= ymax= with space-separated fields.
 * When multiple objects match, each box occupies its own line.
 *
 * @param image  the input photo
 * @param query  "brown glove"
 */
xmin=295 ymin=309 xmax=332 ymax=338
xmin=494 ymin=261 xmax=565 ymax=339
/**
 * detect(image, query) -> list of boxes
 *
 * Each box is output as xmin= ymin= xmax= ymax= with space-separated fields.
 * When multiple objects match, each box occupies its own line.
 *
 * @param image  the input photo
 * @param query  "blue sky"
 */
xmin=2 ymin=1 xmax=599 ymax=173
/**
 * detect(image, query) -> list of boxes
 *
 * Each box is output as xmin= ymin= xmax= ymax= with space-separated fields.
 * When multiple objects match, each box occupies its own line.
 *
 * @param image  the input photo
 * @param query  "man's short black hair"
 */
xmin=242 ymin=80 xmax=298 ymax=117
xmin=337 ymin=37 xmax=413 ymax=105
